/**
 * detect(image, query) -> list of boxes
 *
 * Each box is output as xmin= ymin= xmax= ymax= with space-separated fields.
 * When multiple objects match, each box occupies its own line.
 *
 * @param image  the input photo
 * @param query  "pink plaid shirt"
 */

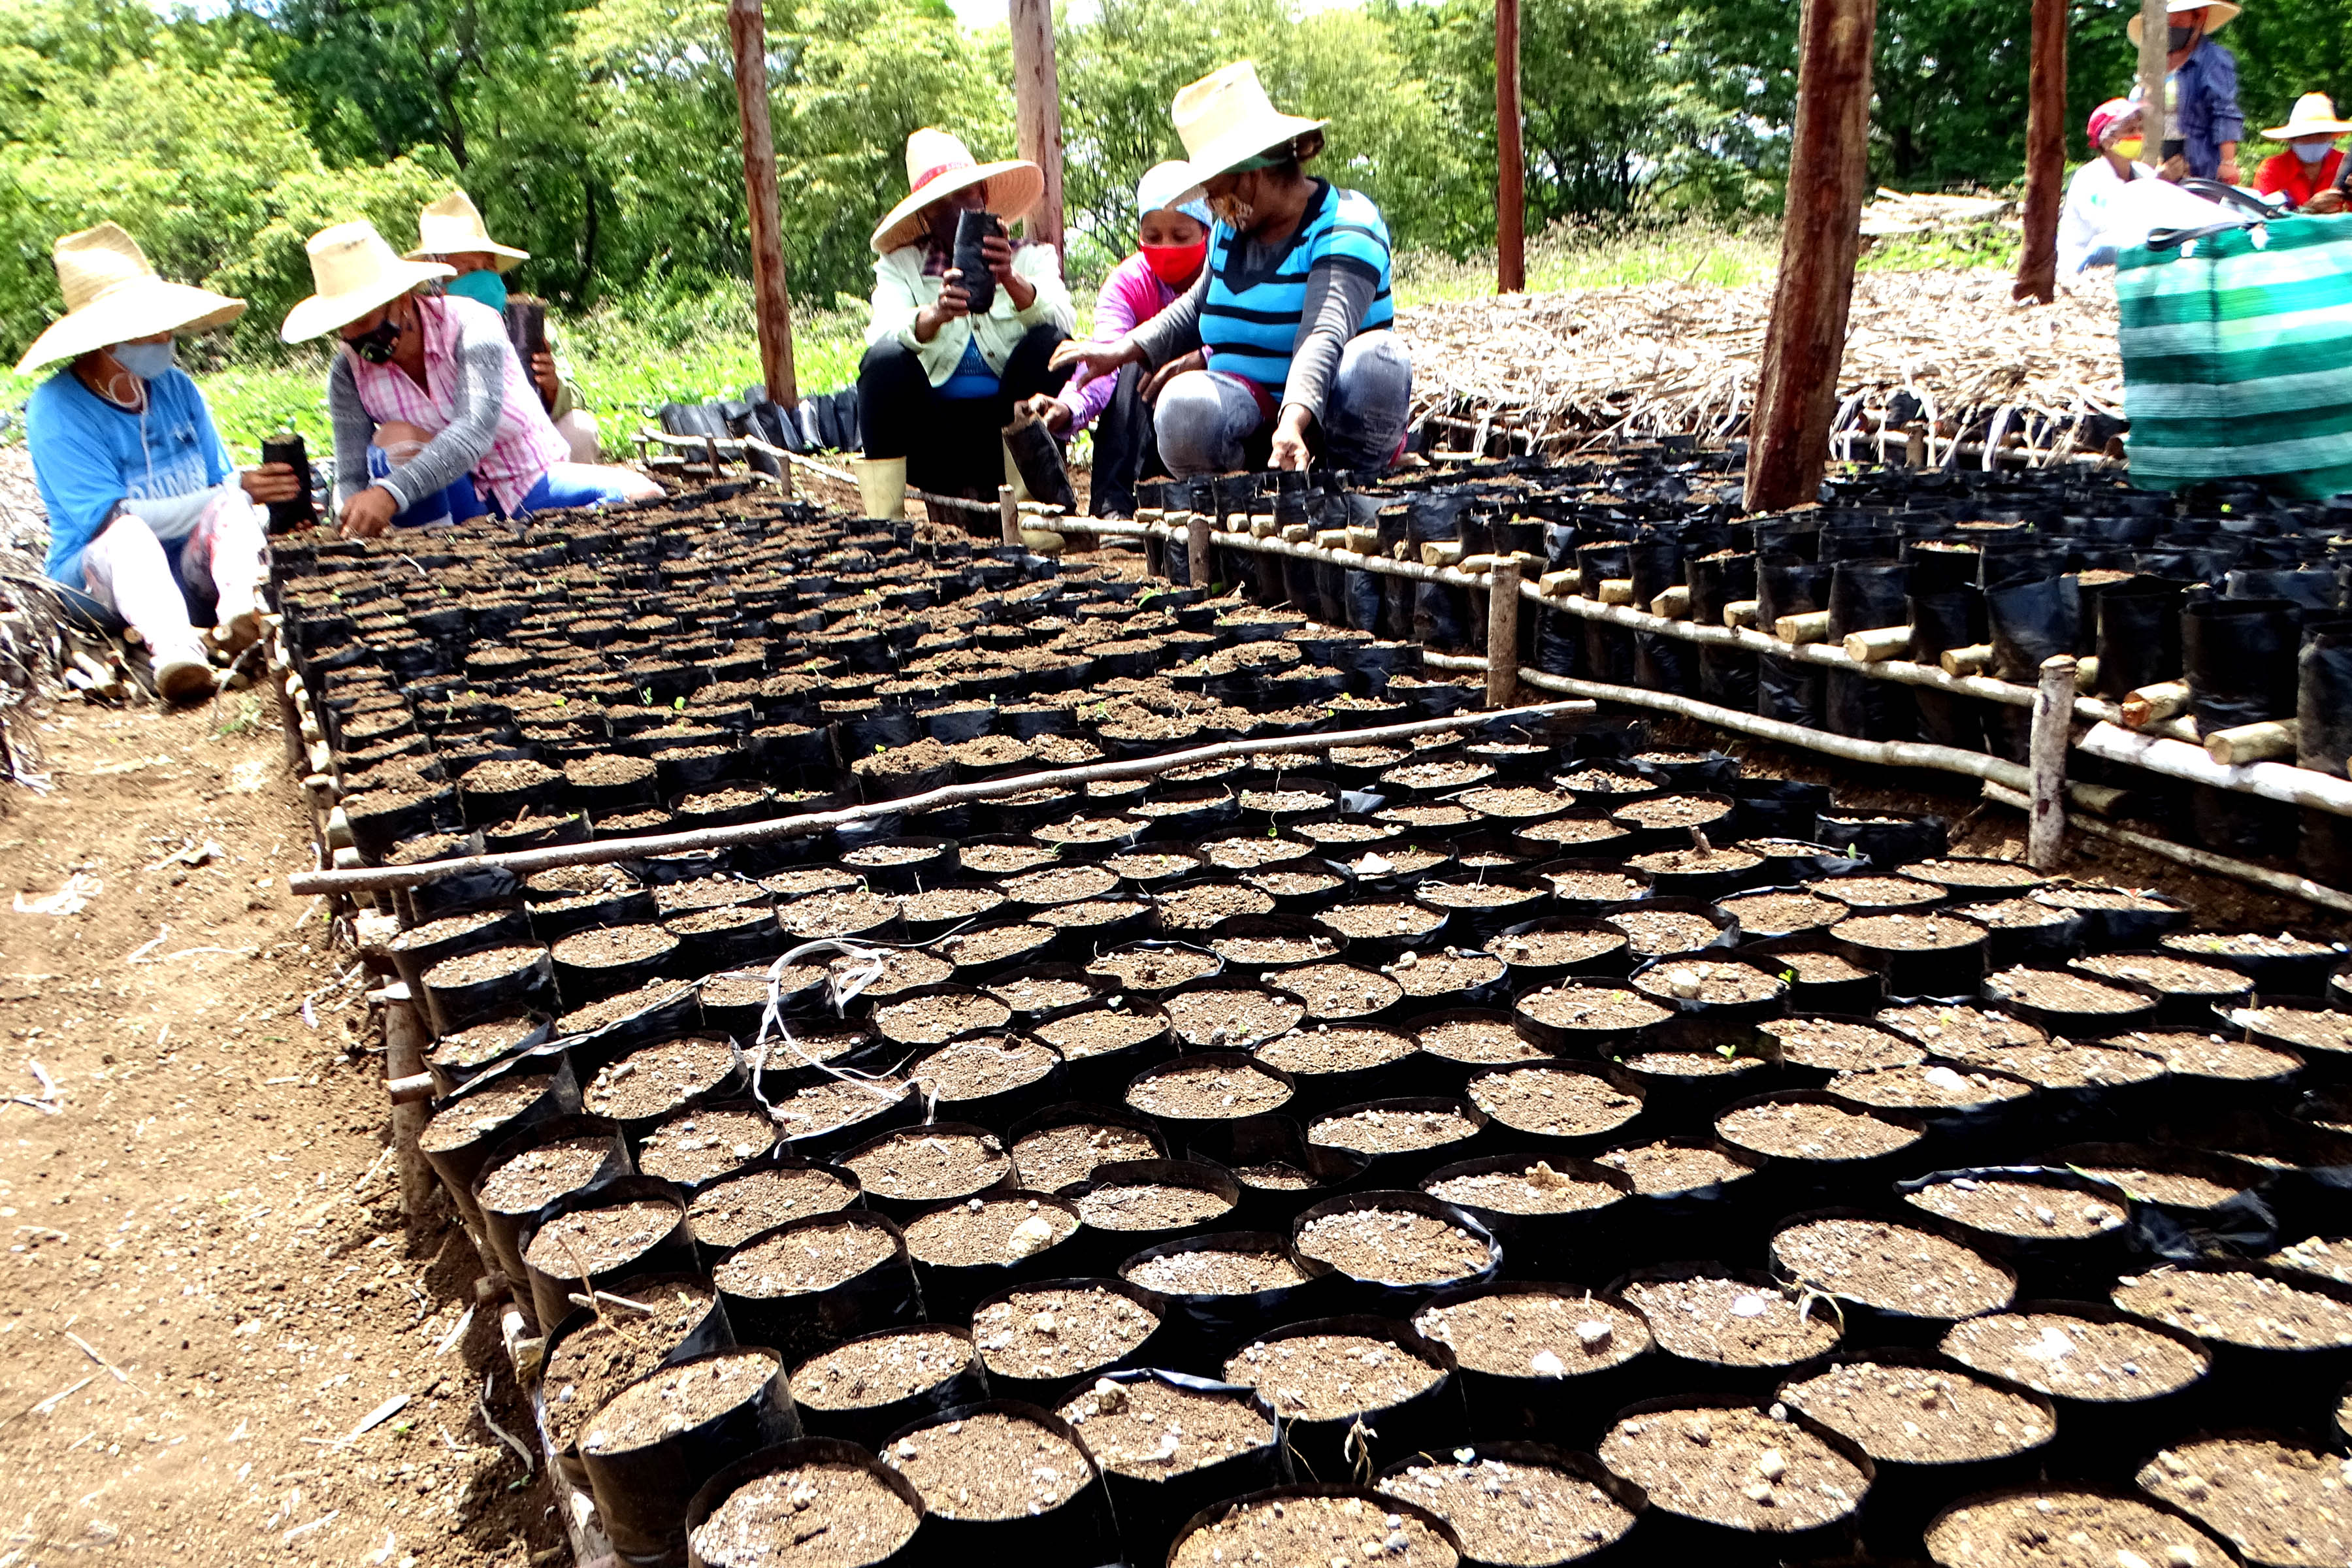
xmin=349 ymin=296 xmax=568 ymax=515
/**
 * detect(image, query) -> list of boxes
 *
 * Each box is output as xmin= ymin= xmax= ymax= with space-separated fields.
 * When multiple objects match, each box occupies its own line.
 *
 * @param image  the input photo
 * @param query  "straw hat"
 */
xmin=2263 ymin=92 xmax=2352 ymax=140
xmin=2127 ymin=0 xmax=2240 ymax=48
xmin=870 ymin=129 xmax=1043 ymax=255
xmin=280 ymin=221 xmax=454 ymax=344
xmin=406 ymin=189 xmax=530 ymax=271
xmin=1170 ymin=62 xmax=1327 ymax=186
xmin=12 ymin=223 xmax=246 ymax=378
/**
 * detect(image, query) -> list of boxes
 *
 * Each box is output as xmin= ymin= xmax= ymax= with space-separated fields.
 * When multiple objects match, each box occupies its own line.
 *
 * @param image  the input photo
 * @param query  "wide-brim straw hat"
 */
xmin=870 ymin=128 xmax=1044 ymax=255
xmin=2263 ymin=91 xmax=2352 ymax=140
xmin=13 ymin=223 xmax=246 ymax=378
xmin=405 ymin=189 xmax=530 ymax=272
xmin=1171 ymin=61 xmax=1328 ymax=186
xmin=282 ymin=220 xmax=453 ymax=344
xmin=2127 ymin=0 xmax=2240 ymax=47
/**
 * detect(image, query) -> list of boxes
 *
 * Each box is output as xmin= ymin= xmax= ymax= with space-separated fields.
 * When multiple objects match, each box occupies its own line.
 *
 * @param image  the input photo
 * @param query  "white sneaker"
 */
xmin=154 ymin=651 xmax=217 ymax=706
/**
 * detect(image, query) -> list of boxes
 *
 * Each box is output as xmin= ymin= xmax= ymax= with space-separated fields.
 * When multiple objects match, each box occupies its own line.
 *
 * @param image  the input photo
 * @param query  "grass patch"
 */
xmin=1394 ymin=220 xmax=1781 ymax=306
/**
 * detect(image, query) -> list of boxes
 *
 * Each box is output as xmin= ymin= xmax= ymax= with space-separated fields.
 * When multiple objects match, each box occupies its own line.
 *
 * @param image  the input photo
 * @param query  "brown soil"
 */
xmin=2231 ymin=1004 xmax=2352 ymax=1056
xmin=2136 ymin=1435 xmax=2351 ymax=1568
xmin=1389 ymin=949 xmax=1509 ymax=998
xmin=557 ymin=977 xmax=696 ymax=1038
xmin=1211 ymin=925 xmax=1338 ymax=966
xmin=971 ymin=1284 xmax=1159 ymax=1379
xmin=983 ymin=972 xmax=1095 ymax=1013
xmin=1631 ymin=960 xmax=1784 ymax=1004
xmin=1294 ymin=1207 xmax=1492 ymax=1284
xmin=1519 ymin=817 xmax=1635 ymax=850
xmin=1428 ymin=1162 xmax=1624 ymax=1215
xmin=1491 ymin=928 xmax=1628 ymax=968
xmin=1829 ymin=1062 xmax=2034 ymax=1111
xmin=1924 ymin=1490 xmax=2229 ymax=1568
xmin=1631 ymin=846 xmax=1763 ymax=878
xmin=639 ymin=1105 xmax=778 ymax=1186
xmin=1987 ymin=967 xmax=2151 ymax=1015
xmin=549 ymin=924 xmax=675 ymax=972
xmin=1605 ymin=909 xmax=1723 ymax=958
xmin=1380 ymin=1456 xmax=1637 ymax=1567
xmin=2166 ymin=929 xmax=2335 ymax=962
xmin=1957 ymin=1039 xmax=2165 ymax=1088
xmin=1939 ymin=1310 xmax=2208 ymax=1401
xmin=960 ymin=841 xmax=1060 ymax=875
xmin=1968 ymin=896 xmax=2079 ymax=930
xmin=2112 ymin=1267 xmax=2352 ymax=1348
xmin=762 ymin=866 xmax=862 ymax=898
xmin=1783 ymin=1360 xmax=2050 ymax=1463
xmin=1034 ymin=1004 xmax=1166 ymax=1060
xmin=542 ymin=1280 xmax=718 ymax=1450
xmin=1462 ymin=786 xmax=1579 ymax=821
xmin=1282 ymin=961 xmax=1407 ymax=1018
xmin=769 ymin=1078 xmax=910 ymax=1144
xmin=522 ymin=1197 xmax=679 ymax=1277
xmin=1384 ymin=759 xmax=1498 ymax=792
xmin=1347 ymin=845 xmax=1454 ymax=879
xmin=582 ymin=1348 xmax=776 ymax=1454
xmin=1223 ymin=1332 xmax=1447 ymax=1420
xmin=1834 ymin=913 xmax=1984 ymax=951
xmin=1879 ymin=1002 xmax=2046 ymax=1052
xmin=1058 ymin=1375 xmax=1274 ymax=1477
xmin=1599 ymin=1405 xmax=1865 ymax=1532
xmin=1421 ymin=1015 xmax=1552 ymax=1064
xmin=1759 ymin=1016 xmax=1925 ymax=1073
xmin=1620 ymin=1275 xmax=1842 ymax=1365
xmin=839 ymin=1128 xmax=1010 ymax=1202
xmin=1012 ymin=1120 xmax=1160 ymax=1192
xmin=1593 ymin=1141 xmax=1752 ymax=1195
xmin=1162 ymin=988 xmax=1307 ymax=1048
xmin=871 ymin=989 xmax=1011 ymax=1046
xmin=2048 ymin=884 xmax=2180 ymax=911
xmin=2061 ymin=1152 xmax=2252 ymax=1209
xmin=1412 ymin=1291 xmax=1650 ymax=1378
xmin=1320 ymin=901 xmax=1450 ymax=941
xmin=1773 ymin=1218 xmax=2016 ymax=1318
xmin=393 ymin=909 xmax=515 ymax=956
xmin=584 ymin=1034 xmax=738 ymax=1120
xmin=789 ymin=1326 xmax=970 ymax=1411
xmin=1540 ymin=868 xmax=1648 ymax=902
xmin=1171 ymin=1494 xmax=1456 ymax=1568
xmin=1037 ymin=813 xmax=1145 ymax=847
xmin=903 ymin=1196 xmax=1079 ymax=1266
xmin=716 ymin=1220 xmax=896 ymax=1299
xmin=1004 ymin=864 xmax=1120 ymax=905
xmin=884 ymin=1409 xmax=1092 ymax=1520
xmin=1127 ymin=1057 xmax=1295 ymax=1120
xmin=2074 ymin=953 xmax=2248 ymax=995
xmin=1122 ymin=1242 xmax=1308 ymax=1296
xmin=909 ymin=1035 xmax=1056 ymax=1103
xmin=1309 ymin=1103 xmax=1480 ymax=1156
xmin=1074 ymin=1180 xmax=1233 ymax=1231
xmin=1518 ymin=985 xmax=1673 ymax=1034
xmin=776 ymin=890 xmax=900 ymax=939
xmin=688 ymin=1165 xmax=858 ymax=1249
xmin=830 ymin=949 xmax=953 ymax=998
xmin=1622 ymin=1050 xmax=1769 ymax=1081
xmin=1611 ymin=795 xmax=1733 ymax=831
xmin=2114 ymin=1030 xmax=2302 ymax=1081
xmin=1906 ymin=857 xmax=2046 ymax=892
xmin=420 ymin=1071 xmax=559 ymax=1155
xmin=1720 ymin=889 xmax=1850 ymax=937
xmin=1470 ymin=1066 xmax=1644 ymax=1138
xmin=1156 ymin=881 xmax=1277 ymax=930
xmin=1823 ymin=875 xmax=1943 ymax=909
xmin=476 ymin=1136 xmax=615 ymax=1215
xmin=1258 ymin=1025 xmax=1416 ymax=1075
xmin=1297 ymin=818 xmax=1400 ymax=845
xmin=427 ymin=942 xmax=549 ymax=988
xmin=1717 ymin=1100 xmax=1923 ymax=1161
xmin=1246 ymin=868 xmax=1347 ymax=901
xmin=1105 ymin=849 xmax=1205 ymax=881
xmin=1906 ymin=1176 xmax=2125 ymax=1238
xmin=655 ymin=878 xmax=768 ymax=915
xmin=1203 ymin=834 xmax=1315 ymax=871
xmin=1778 ymin=951 xmax=1870 ymax=983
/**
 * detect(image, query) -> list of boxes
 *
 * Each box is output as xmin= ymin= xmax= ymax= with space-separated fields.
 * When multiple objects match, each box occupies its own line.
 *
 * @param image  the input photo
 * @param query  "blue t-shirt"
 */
xmin=25 ymin=367 xmax=233 ymax=588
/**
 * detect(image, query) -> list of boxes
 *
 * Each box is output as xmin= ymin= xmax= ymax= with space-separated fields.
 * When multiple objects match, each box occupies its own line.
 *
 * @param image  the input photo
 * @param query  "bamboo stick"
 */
xmin=2029 ymin=654 xmax=2076 ymax=870
xmin=287 ymin=701 xmax=1593 ymax=896
xmin=1982 ymin=781 xmax=2352 ymax=914
xmin=2204 ymin=719 xmax=2297 ymax=767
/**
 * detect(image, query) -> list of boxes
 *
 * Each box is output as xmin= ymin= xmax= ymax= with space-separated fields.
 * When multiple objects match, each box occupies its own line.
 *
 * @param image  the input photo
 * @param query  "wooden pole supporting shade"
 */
xmin=2014 ymin=0 xmax=2067 ymax=304
xmin=1008 ymin=0 xmax=1068 ymax=269
xmin=1744 ymin=0 xmax=1878 ymax=512
xmin=2138 ymin=0 xmax=2170 ymax=158
xmin=728 ymin=0 xmax=798 ymax=407
xmin=1495 ymin=0 xmax=1527 ymax=294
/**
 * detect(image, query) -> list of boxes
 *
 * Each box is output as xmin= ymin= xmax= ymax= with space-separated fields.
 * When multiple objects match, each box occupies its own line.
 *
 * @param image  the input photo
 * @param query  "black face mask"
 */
xmin=349 ymin=316 xmax=402 ymax=365
xmin=2167 ymin=24 xmax=2197 ymax=47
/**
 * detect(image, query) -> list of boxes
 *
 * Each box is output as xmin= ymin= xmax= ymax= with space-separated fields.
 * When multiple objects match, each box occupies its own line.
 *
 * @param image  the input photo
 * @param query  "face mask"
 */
xmin=2166 ymin=24 xmax=2195 ymax=48
xmin=2112 ymin=136 xmax=2146 ymax=160
xmin=110 ymin=339 xmax=176 ymax=381
xmin=446 ymin=269 xmax=509 ymax=311
xmin=349 ymin=315 xmax=404 ymax=365
xmin=2295 ymin=140 xmax=2334 ymax=164
xmin=1142 ymin=240 xmax=1208 ymax=286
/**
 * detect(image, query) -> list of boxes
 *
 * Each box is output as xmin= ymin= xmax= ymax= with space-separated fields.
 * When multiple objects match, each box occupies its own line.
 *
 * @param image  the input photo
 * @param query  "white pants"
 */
xmin=554 ymin=408 xmax=602 ymax=466
xmin=82 ymin=493 xmax=267 ymax=661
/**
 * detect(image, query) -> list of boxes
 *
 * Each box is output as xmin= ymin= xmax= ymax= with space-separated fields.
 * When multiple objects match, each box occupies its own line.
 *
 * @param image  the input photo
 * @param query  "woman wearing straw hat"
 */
xmin=2253 ymin=93 xmax=2349 ymax=212
xmin=407 ymin=189 xmax=603 ymax=463
xmin=1050 ymin=62 xmax=1411 ymax=478
xmin=20 ymin=223 xmax=298 ymax=704
xmin=282 ymin=220 xmax=657 ymax=538
xmin=2127 ymin=1 xmax=2244 ymax=184
xmin=857 ymin=128 xmax=1077 ymax=506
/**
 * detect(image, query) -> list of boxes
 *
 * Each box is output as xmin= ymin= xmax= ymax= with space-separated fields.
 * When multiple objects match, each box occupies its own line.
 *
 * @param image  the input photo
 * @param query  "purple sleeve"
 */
xmin=1060 ymin=254 xmax=1164 ymax=432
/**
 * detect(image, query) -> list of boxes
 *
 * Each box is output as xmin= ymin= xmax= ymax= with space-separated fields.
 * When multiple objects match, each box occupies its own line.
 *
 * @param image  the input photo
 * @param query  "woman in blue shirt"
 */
xmin=19 ymin=224 xmax=302 ymax=704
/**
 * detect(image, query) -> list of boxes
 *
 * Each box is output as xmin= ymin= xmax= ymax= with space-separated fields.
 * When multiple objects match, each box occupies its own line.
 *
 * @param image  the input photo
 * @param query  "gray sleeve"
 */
xmin=328 ymin=354 xmax=375 ymax=506
xmin=1126 ymin=269 xmax=1209 ymax=368
xmin=1280 ymin=261 xmax=1378 ymax=422
xmin=353 ymin=310 xmax=512 ymax=512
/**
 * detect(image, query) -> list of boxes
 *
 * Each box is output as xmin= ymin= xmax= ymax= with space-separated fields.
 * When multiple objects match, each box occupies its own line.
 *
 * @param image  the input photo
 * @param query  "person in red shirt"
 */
xmin=2254 ymin=93 xmax=2348 ymax=212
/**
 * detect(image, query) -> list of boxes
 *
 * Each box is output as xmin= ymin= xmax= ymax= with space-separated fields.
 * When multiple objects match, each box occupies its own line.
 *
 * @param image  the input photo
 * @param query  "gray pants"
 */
xmin=1155 ymin=330 xmax=1412 ymax=476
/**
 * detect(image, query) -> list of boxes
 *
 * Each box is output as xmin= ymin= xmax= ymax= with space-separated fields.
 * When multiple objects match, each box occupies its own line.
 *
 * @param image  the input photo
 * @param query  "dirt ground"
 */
xmin=0 ymin=696 xmax=557 ymax=1568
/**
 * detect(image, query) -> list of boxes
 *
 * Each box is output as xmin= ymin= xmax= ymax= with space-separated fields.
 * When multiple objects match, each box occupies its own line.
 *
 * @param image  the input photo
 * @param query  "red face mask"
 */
xmin=1142 ymin=239 xmax=1207 ymax=287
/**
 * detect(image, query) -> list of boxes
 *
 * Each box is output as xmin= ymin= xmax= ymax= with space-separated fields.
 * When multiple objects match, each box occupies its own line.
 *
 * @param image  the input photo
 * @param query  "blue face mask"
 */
xmin=2294 ymin=140 xmax=2334 ymax=164
xmin=110 ymin=339 xmax=176 ymax=381
xmin=445 ymin=270 xmax=509 ymax=312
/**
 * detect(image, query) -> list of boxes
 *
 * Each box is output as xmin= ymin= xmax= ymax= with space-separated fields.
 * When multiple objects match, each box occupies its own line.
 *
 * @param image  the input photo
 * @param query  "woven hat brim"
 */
xmin=2261 ymin=117 xmax=2352 ymax=139
xmin=13 ymin=278 xmax=247 ymax=378
xmin=281 ymin=259 xmax=455 ymax=344
xmin=2127 ymin=1 xmax=2238 ymax=44
xmin=870 ymin=160 xmax=1045 ymax=255
xmin=404 ymin=239 xmax=531 ymax=272
xmin=1177 ymin=111 xmax=1330 ymax=187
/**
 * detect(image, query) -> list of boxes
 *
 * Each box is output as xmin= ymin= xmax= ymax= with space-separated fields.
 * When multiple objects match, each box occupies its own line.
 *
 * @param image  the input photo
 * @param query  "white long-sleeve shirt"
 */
xmin=2059 ymin=157 xmax=2146 ymax=275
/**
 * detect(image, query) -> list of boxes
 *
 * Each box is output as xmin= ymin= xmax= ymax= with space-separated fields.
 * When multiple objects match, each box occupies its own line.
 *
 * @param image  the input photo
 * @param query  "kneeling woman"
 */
xmin=21 ymin=223 xmax=301 ymax=704
xmin=281 ymin=221 xmax=657 ymax=537
xmin=1054 ymin=63 xmax=1411 ymax=476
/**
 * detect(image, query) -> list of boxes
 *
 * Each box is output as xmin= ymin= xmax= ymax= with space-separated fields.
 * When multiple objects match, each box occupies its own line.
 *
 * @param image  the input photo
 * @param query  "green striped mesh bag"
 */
xmin=2115 ymin=214 xmax=2352 ymax=498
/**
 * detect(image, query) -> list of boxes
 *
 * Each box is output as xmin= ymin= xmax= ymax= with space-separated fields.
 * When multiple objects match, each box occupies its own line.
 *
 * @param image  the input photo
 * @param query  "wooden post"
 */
xmin=1495 ymin=0 xmax=1526 ymax=294
xmin=1186 ymin=510 xmax=1214 ymax=591
xmin=728 ymin=0 xmax=798 ymax=406
xmin=2014 ymin=0 xmax=2066 ymax=304
xmin=2137 ymin=0 xmax=2169 ymax=159
xmin=1486 ymin=557 xmax=1523 ymax=707
xmin=379 ymin=984 xmax=438 ymax=1241
xmin=2029 ymin=653 xmax=2077 ymax=870
xmin=1007 ymin=0 xmax=1067 ymax=267
xmin=1743 ymin=0 xmax=1878 ymax=512
xmin=998 ymin=483 xmax=1021 ymax=547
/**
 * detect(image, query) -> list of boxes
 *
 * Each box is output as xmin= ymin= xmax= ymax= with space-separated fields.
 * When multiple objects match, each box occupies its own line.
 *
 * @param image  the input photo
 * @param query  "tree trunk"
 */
xmin=1008 ymin=0 xmax=1067 ymax=269
xmin=728 ymin=0 xmax=798 ymax=406
xmin=1495 ymin=0 xmax=1526 ymax=294
xmin=2014 ymin=0 xmax=2066 ymax=303
xmin=1743 ymin=0 xmax=1878 ymax=513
